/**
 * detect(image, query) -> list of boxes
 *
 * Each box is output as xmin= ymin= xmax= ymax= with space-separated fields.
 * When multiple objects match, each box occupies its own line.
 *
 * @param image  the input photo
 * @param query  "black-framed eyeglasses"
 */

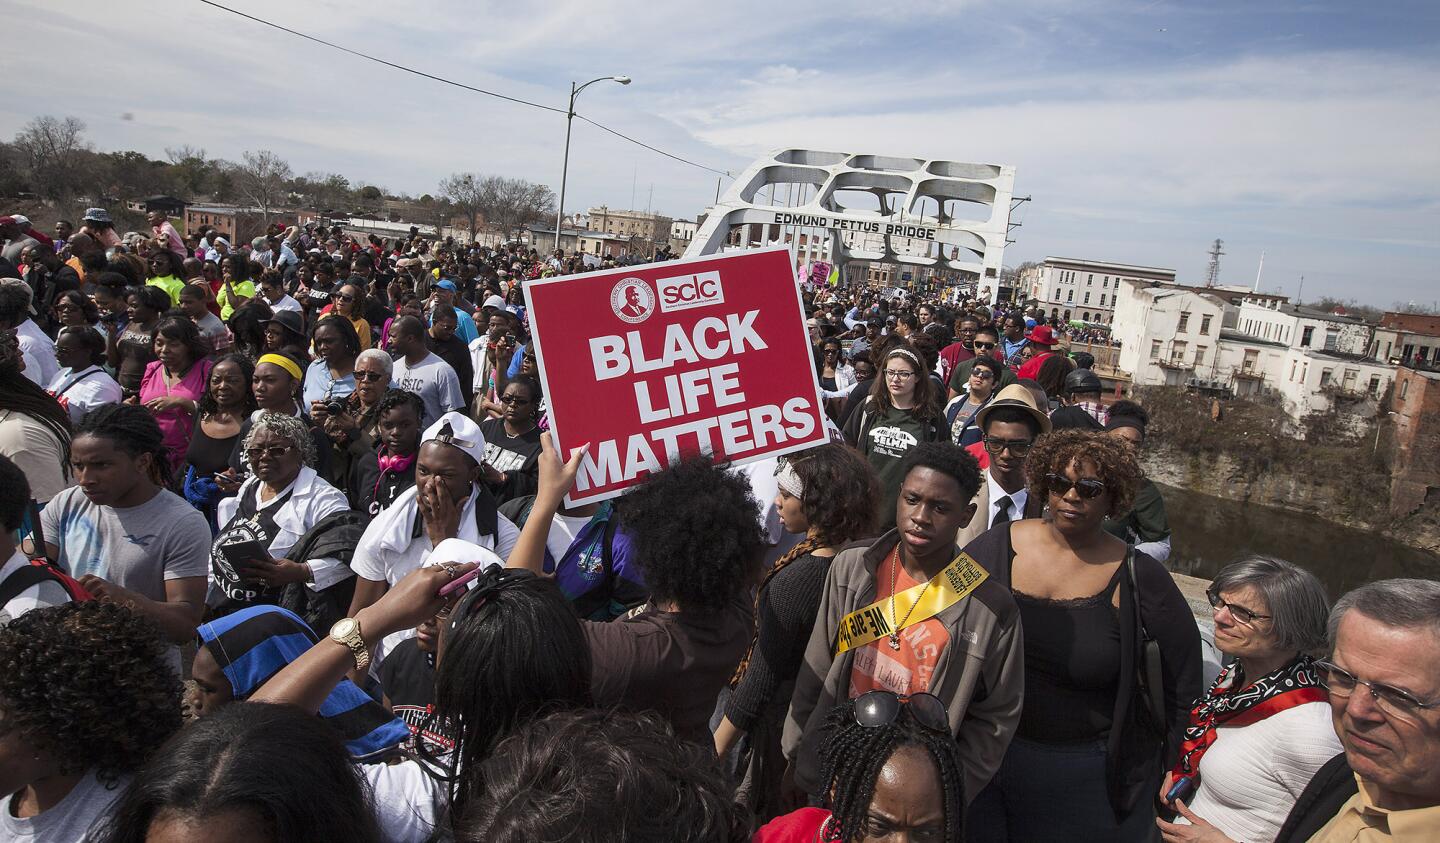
xmin=1045 ymin=473 xmax=1107 ymax=500
xmin=973 ymin=341 xmax=997 ymax=350
xmin=498 ymin=394 xmax=531 ymax=405
xmin=1315 ymin=659 xmax=1440 ymax=722
xmin=1206 ymin=590 xmax=1272 ymax=626
xmin=243 ymin=445 xmax=296 ymax=461
xmin=983 ymin=436 xmax=1032 ymax=456
xmin=853 ymin=690 xmax=948 ymax=733
xmin=883 ymin=369 xmax=916 ymax=381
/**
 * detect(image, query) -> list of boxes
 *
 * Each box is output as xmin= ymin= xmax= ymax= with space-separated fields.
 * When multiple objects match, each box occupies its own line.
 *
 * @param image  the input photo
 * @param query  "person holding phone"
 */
xmin=209 ymin=413 xmax=350 ymax=617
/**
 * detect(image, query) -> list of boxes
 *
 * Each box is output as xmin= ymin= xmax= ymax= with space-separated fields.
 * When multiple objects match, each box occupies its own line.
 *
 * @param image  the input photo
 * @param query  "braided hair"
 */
xmin=817 ymin=698 xmax=967 ymax=843
xmin=76 ymin=403 xmax=171 ymax=489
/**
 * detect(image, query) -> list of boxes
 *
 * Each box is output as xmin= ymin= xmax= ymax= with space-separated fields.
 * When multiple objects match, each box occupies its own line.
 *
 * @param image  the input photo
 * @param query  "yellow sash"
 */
xmin=835 ymin=552 xmax=989 ymax=654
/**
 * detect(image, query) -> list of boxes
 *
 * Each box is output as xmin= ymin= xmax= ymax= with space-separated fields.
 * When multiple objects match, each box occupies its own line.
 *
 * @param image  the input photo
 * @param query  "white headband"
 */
xmin=776 ymin=462 xmax=805 ymax=500
xmin=888 ymin=348 xmax=922 ymax=368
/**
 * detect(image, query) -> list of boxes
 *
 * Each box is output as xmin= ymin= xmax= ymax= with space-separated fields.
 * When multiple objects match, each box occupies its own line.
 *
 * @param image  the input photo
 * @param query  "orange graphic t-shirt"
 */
xmin=849 ymin=549 xmax=951 ymax=698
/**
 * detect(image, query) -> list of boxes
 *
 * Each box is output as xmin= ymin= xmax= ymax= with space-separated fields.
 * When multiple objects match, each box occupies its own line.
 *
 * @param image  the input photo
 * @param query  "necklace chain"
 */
xmin=888 ymin=546 xmax=931 ymax=648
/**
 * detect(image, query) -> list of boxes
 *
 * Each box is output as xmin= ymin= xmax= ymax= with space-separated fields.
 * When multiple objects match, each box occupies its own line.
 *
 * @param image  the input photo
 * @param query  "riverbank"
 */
xmin=1135 ymin=386 xmax=1440 ymax=555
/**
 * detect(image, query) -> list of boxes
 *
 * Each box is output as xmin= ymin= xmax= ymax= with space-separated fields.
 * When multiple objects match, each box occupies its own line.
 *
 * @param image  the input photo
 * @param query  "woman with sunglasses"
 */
xmin=1152 ymin=557 xmax=1337 ymax=843
xmin=758 ymin=693 xmax=967 ymax=842
xmin=143 ymin=249 xmax=186 ymax=309
xmin=325 ymin=282 xmax=373 ymax=350
xmin=51 ymin=288 xmax=102 ymax=339
xmin=216 ymin=254 xmax=256 ymax=321
xmin=50 ymin=326 xmax=122 ymax=425
xmin=312 ymin=348 xmax=393 ymax=489
xmin=715 ymin=444 xmax=878 ymax=823
xmin=943 ymin=356 xmax=1004 ymax=448
xmin=209 ymin=412 xmax=350 ymax=618
xmin=964 ymin=429 xmax=1202 ymax=842
xmin=843 ymin=345 xmax=947 ymax=529
xmin=478 ymin=375 xmax=543 ymax=505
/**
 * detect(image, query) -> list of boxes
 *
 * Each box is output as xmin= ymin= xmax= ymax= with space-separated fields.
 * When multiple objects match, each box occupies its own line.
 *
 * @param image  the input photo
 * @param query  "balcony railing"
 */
xmin=1232 ymin=365 xmax=1265 ymax=380
xmin=1157 ymin=355 xmax=1194 ymax=370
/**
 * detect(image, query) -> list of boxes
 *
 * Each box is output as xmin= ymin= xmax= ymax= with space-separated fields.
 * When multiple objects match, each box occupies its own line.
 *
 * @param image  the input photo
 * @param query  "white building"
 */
xmin=1273 ymin=348 xmax=1394 ymax=429
xmin=1113 ymin=282 xmax=1228 ymax=387
xmin=1113 ymin=279 xmax=1394 ymax=428
xmin=1023 ymin=258 xmax=1176 ymax=325
xmin=1235 ymin=299 xmax=1372 ymax=356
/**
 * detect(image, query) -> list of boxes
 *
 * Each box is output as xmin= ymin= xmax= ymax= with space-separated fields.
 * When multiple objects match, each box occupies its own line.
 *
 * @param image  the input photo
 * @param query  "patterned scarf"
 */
xmin=729 ymin=536 xmax=823 ymax=688
xmin=1173 ymin=654 xmax=1327 ymax=778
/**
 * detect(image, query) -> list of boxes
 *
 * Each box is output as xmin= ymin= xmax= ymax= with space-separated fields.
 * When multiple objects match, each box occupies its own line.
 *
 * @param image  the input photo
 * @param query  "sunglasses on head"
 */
xmin=852 ymin=690 xmax=948 ymax=733
xmin=1045 ymin=473 xmax=1107 ymax=500
xmin=447 ymin=567 xmax=537 ymax=635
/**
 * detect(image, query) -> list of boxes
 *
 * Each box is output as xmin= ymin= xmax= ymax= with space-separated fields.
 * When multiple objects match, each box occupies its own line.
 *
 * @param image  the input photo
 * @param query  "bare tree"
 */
xmin=484 ymin=176 xmax=555 ymax=241
xmin=438 ymin=172 xmax=492 ymax=242
xmin=11 ymin=115 xmax=92 ymax=203
xmin=165 ymin=145 xmax=222 ymax=199
xmin=232 ymin=149 xmax=293 ymax=226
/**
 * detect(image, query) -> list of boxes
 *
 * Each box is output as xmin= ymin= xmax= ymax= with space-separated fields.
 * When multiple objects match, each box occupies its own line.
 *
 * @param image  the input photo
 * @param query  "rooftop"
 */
xmin=1281 ymin=303 xmax=1367 ymax=324
xmin=1043 ymin=256 xmax=1176 ymax=277
xmin=1380 ymin=312 xmax=1440 ymax=336
xmin=1218 ymin=328 xmax=1288 ymax=349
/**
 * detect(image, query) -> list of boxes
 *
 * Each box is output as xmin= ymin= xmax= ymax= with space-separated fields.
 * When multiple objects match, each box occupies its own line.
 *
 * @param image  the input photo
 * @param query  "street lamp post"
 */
xmin=555 ymin=75 xmax=631 ymax=255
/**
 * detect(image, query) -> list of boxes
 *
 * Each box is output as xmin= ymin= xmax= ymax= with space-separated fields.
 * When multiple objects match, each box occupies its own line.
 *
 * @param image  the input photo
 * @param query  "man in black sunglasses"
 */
xmin=946 ymin=325 xmax=1016 ymax=403
xmin=955 ymin=384 xmax=1051 ymax=548
xmin=785 ymin=442 xmax=1024 ymax=808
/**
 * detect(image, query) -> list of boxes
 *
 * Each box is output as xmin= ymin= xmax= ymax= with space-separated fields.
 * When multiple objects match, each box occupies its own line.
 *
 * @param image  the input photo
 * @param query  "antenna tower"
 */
xmin=1205 ymin=238 xmax=1224 ymax=286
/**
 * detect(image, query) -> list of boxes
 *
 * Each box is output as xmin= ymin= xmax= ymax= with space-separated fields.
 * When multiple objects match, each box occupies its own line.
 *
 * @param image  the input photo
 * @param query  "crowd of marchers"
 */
xmin=0 ymin=210 xmax=1437 ymax=842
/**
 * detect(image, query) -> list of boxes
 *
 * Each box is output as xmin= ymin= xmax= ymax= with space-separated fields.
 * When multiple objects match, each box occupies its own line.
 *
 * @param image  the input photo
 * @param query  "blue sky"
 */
xmin=2 ymin=0 xmax=1435 ymax=305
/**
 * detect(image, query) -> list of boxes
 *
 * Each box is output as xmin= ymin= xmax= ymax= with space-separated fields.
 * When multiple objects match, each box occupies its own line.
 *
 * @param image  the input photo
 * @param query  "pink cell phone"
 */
xmin=437 ymin=565 xmax=485 ymax=598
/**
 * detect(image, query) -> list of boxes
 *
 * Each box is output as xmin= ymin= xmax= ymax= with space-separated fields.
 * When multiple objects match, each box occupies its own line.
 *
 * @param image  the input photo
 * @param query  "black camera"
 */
xmin=325 ymin=400 xmax=346 ymax=417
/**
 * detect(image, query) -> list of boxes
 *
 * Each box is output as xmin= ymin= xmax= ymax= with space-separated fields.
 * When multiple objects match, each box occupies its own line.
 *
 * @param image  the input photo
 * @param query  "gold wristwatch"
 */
xmin=329 ymin=617 xmax=370 ymax=672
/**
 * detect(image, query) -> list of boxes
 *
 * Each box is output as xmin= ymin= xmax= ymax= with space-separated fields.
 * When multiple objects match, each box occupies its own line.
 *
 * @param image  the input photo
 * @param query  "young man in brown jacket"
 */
xmin=782 ymin=441 xmax=1025 ymax=805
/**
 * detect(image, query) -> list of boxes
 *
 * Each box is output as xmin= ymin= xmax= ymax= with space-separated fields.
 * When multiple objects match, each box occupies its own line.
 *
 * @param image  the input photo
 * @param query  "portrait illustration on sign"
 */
xmin=610 ymin=278 xmax=654 ymax=323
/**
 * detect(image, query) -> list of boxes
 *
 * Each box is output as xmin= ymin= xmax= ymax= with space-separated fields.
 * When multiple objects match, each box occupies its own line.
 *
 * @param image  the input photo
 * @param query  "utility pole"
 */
xmin=1253 ymin=250 xmax=1265 ymax=292
xmin=1205 ymin=238 xmax=1224 ymax=286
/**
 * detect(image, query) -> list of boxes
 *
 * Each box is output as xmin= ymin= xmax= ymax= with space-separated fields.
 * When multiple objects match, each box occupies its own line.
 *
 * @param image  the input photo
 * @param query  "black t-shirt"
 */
xmin=376 ymin=637 xmax=453 ymax=754
xmin=427 ymin=334 xmax=473 ymax=398
xmin=477 ymin=418 xmax=542 ymax=504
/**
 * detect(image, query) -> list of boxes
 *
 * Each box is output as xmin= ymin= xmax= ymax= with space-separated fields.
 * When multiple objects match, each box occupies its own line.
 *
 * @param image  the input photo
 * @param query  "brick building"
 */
xmin=1389 ymin=366 xmax=1440 ymax=516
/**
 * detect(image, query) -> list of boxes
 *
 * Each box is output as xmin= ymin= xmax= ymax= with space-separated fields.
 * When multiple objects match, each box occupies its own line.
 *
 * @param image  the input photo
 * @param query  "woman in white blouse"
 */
xmin=49 ymin=326 xmax=122 ymax=425
xmin=1158 ymin=557 xmax=1342 ymax=843
xmin=209 ymin=412 xmax=350 ymax=614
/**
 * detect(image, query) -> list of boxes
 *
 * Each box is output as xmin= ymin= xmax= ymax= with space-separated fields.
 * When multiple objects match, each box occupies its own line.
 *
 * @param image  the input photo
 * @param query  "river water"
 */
xmin=1157 ymin=484 xmax=1440 ymax=597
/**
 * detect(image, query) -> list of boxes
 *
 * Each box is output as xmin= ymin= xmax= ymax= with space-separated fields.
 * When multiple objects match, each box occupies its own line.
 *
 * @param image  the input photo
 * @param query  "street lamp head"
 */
xmin=613 ymin=75 xmax=632 ymax=85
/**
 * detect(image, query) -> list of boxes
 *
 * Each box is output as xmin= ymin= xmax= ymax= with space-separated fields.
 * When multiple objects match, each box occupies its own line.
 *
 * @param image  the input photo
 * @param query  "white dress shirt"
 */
xmin=986 ymin=470 xmax=1028 ymax=528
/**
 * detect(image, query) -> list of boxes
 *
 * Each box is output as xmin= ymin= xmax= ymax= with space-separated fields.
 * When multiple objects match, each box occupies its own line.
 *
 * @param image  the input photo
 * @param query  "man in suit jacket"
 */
xmin=956 ymin=384 xmax=1052 ymax=548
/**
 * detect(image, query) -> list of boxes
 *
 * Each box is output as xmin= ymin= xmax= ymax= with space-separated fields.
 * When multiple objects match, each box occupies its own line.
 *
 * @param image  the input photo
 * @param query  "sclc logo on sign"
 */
xmin=658 ymin=270 xmax=724 ymax=313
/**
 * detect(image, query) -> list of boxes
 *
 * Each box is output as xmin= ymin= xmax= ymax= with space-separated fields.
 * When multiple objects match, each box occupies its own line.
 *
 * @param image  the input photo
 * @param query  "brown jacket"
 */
xmin=781 ymin=529 xmax=1024 ymax=803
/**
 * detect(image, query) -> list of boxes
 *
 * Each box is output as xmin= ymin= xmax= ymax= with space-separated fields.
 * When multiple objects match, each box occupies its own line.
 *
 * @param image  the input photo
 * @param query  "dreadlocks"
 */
xmin=76 ymin=404 xmax=171 ymax=489
xmin=817 ymin=698 xmax=967 ymax=843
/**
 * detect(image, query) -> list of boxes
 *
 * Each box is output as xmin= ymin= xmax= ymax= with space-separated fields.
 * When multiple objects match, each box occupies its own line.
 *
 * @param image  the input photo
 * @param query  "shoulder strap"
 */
xmin=0 ymin=565 xmax=56 ymax=607
xmin=1126 ymin=549 xmax=1166 ymax=727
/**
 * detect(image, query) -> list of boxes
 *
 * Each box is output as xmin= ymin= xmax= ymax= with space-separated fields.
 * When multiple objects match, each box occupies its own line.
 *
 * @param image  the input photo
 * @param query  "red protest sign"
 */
xmin=524 ymin=246 xmax=827 ymax=505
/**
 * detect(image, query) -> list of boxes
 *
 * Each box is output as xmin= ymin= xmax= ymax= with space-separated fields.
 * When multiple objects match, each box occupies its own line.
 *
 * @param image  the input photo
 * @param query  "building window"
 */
xmin=1200 ymin=315 xmax=1212 ymax=336
xmin=1067 ymin=290 xmax=1073 ymax=302
xmin=1087 ymin=274 xmax=1094 ymax=285
xmin=1368 ymin=375 xmax=1382 ymax=395
xmin=1400 ymin=379 xmax=1409 ymax=399
xmin=1084 ymin=292 xmax=1091 ymax=304
xmin=1289 ymin=360 xmax=1297 ymax=381
xmin=1150 ymin=340 xmax=1161 ymax=360
xmin=1172 ymin=341 xmax=1188 ymax=363
xmin=1301 ymin=326 xmax=1314 ymax=347
xmin=1177 ymin=312 xmax=1190 ymax=333
xmin=1196 ymin=345 xmax=1208 ymax=365
xmin=1098 ymin=294 xmax=1106 ymax=307
xmin=1320 ymin=369 xmax=1333 ymax=386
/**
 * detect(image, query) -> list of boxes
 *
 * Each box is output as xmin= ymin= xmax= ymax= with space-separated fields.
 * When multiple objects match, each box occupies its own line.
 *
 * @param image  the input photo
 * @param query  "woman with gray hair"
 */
xmin=312 ymin=347 xmax=393 ymax=488
xmin=208 ymin=412 xmax=351 ymax=618
xmin=1157 ymin=557 xmax=1343 ymax=843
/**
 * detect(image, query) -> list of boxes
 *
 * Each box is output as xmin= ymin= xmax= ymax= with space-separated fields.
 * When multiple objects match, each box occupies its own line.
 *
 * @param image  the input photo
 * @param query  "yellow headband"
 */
xmin=257 ymin=353 xmax=303 ymax=382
